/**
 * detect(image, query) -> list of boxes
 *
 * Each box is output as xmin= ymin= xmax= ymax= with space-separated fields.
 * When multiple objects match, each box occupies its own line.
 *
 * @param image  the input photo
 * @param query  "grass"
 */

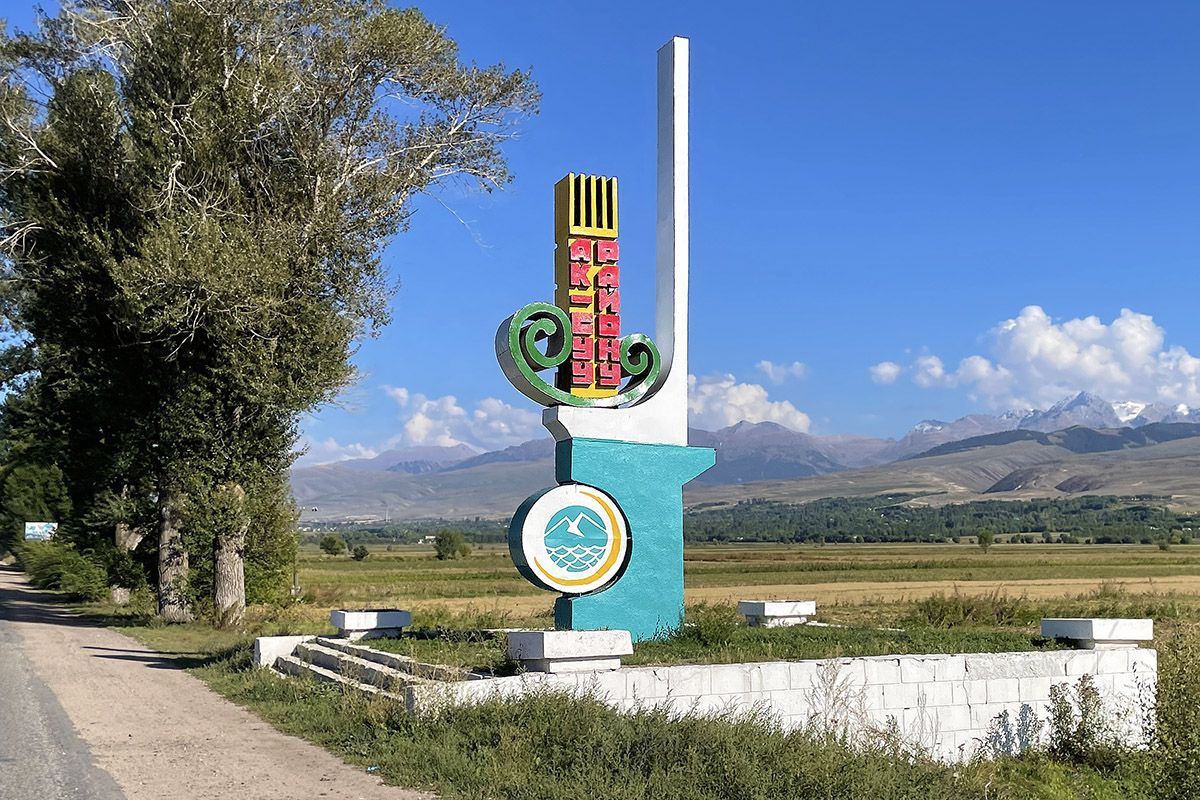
xmin=75 ymin=541 xmax=1200 ymax=673
xmin=190 ymin=643 xmax=1157 ymax=800
xmin=289 ymin=541 xmax=1200 ymax=627
xmin=49 ymin=539 xmax=1200 ymax=799
xmin=629 ymin=620 xmax=1066 ymax=667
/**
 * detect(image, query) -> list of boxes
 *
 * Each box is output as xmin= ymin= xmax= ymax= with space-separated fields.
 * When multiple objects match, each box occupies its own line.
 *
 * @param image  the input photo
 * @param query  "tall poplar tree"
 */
xmin=0 ymin=0 xmax=538 ymax=622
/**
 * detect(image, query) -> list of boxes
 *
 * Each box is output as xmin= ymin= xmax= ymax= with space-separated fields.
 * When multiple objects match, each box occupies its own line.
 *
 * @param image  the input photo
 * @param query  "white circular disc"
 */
xmin=518 ymin=484 xmax=629 ymax=594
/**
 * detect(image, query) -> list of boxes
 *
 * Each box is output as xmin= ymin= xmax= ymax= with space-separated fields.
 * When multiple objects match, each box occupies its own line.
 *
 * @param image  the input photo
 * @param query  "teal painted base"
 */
xmin=552 ymin=437 xmax=714 ymax=641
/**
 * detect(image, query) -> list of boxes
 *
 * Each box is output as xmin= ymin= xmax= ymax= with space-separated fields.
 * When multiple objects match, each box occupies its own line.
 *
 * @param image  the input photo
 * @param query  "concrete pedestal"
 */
xmin=1041 ymin=618 xmax=1153 ymax=649
xmin=330 ymin=609 xmax=411 ymax=640
xmin=738 ymin=600 xmax=816 ymax=627
xmin=508 ymin=630 xmax=633 ymax=673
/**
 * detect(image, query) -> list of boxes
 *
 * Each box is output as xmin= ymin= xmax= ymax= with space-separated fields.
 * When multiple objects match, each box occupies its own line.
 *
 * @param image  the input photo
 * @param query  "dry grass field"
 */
xmin=290 ymin=541 xmax=1200 ymax=629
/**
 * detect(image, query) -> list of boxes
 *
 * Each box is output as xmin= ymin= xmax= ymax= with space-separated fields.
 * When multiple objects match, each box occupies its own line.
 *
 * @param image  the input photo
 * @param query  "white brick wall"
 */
xmin=406 ymin=648 xmax=1156 ymax=761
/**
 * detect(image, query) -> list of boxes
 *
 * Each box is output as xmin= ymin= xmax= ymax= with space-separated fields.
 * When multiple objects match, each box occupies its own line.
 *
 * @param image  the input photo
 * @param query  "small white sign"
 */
xmin=24 ymin=522 xmax=58 ymax=541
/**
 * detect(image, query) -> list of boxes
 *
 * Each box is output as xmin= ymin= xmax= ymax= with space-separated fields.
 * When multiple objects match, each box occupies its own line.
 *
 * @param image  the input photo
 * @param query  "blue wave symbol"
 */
xmin=544 ymin=505 xmax=609 ymax=572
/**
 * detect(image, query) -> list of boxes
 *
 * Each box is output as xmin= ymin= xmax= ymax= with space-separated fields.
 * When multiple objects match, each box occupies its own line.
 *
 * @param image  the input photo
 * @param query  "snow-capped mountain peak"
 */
xmin=1112 ymin=401 xmax=1147 ymax=423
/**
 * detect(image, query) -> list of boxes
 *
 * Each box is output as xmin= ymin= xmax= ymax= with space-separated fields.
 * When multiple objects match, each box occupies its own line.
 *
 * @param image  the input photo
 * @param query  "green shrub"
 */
xmin=17 ymin=541 xmax=108 ymax=601
xmin=319 ymin=534 xmax=346 ymax=556
xmin=1154 ymin=627 xmax=1200 ymax=799
xmin=907 ymin=588 xmax=1032 ymax=628
xmin=1047 ymin=674 xmax=1122 ymax=771
xmin=680 ymin=602 xmax=742 ymax=646
xmin=434 ymin=530 xmax=470 ymax=561
xmin=351 ymin=545 xmax=369 ymax=561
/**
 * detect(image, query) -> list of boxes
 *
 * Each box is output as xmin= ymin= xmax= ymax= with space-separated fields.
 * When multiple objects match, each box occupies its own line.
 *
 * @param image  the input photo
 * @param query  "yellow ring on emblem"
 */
xmin=532 ymin=490 xmax=624 ymax=588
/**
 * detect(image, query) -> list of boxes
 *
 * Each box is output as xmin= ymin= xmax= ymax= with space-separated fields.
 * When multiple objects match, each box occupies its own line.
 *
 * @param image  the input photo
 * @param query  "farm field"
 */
xmin=293 ymin=541 xmax=1200 ymax=628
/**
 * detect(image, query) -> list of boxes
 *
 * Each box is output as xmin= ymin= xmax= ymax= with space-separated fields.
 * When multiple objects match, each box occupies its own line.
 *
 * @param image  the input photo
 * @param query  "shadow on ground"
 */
xmin=0 ymin=564 xmax=239 ymax=670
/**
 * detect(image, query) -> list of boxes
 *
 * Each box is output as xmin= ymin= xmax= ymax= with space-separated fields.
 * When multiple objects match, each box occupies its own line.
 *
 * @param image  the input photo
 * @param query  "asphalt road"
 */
xmin=0 ymin=567 xmax=125 ymax=800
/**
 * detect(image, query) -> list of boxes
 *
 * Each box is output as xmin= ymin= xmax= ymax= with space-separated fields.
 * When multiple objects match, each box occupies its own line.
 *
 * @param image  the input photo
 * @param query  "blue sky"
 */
xmin=6 ymin=2 xmax=1200 ymax=461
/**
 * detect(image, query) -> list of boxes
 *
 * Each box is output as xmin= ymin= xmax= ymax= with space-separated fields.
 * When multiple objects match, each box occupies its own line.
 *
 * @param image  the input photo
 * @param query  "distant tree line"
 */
xmin=301 ymin=518 xmax=509 ymax=548
xmin=304 ymin=495 xmax=1200 ymax=549
xmin=683 ymin=494 xmax=1199 ymax=545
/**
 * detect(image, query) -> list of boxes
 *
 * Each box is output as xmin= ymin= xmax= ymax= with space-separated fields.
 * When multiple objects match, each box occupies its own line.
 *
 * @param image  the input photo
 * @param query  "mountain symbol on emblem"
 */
xmin=544 ymin=505 xmax=609 ymax=573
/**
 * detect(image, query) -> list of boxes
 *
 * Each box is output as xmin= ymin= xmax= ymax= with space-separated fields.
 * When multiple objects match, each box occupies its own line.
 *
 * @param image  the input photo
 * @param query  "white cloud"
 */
xmin=756 ymin=360 xmax=807 ymax=384
xmin=876 ymin=305 xmax=1200 ymax=408
xmin=869 ymin=361 xmax=903 ymax=384
xmin=912 ymin=355 xmax=950 ymax=388
xmin=688 ymin=374 xmax=811 ymax=432
xmin=293 ymin=436 xmax=378 ymax=467
xmin=384 ymin=387 xmax=540 ymax=450
xmin=384 ymin=386 xmax=409 ymax=407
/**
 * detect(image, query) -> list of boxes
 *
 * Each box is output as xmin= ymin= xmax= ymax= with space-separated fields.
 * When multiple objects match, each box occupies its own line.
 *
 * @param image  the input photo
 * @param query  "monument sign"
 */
xmin=497 ymin=38 xmax=714 ymax=641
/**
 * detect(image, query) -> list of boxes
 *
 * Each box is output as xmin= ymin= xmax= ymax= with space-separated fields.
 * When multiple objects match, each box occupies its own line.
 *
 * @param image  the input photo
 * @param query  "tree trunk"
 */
xmin=213 ymin=483 xmax=247 ymax=628
xmin=115 ymin=521 xmax=145 ymax=552
xmin=157 ymin=488 xmax=192 ymax=622
xmin=115 ymin=486 xmax=146 ymax=552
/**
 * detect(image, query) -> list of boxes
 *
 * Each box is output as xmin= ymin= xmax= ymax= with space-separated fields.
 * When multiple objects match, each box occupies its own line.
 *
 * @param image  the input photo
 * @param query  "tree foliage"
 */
xmin=0 ymin=0 xmax=537 ymax=619
xmin=319 ymin=534 xmax=346 ymax=557
xmin=434 ymin=529 xmax=470 ymax=560
xmin=977 ymin=529 xmax=994 ymax=553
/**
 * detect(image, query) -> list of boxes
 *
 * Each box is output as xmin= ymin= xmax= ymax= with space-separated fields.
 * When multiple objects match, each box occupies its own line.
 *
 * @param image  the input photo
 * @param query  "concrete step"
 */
xmin=315 ymin=637 xmax=477 ymax=681
xmin=273 ymin=654 xmax=402 ymax=701
xmin=294 ymin=642 xmax=434 ymax=693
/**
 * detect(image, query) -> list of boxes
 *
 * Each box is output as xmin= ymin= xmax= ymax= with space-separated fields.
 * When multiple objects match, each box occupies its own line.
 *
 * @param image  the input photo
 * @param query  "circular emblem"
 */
xmin=510 ymin=484 xmax=630 ymax=595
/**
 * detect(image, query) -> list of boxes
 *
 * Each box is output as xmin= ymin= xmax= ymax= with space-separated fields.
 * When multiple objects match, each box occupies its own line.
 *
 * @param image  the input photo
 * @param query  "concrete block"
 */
xmin=666 ymin=665 xmax=711 ymax=697
xmin=691 ymin=694 xmax=740 ymax=717
xmin=768 ymin=689 xmax=813 ymax=718
xmin=738 ymin=600 xmax=816 ymax=627
xmin=749 ymin=662 xmax=791 ymax=693
xmin=861 ymin=657 xmax=902 ymax=685
xmin=330 ymin=609 xmax=411 ymax=639
xmin=1018 ymin=676 xmax=1058 ymax=703
xmin=709 ymin=664 xmax=753 ymax=695
xmin=1065 ymin=651 xmax=1101 ymax=676
xmin=1041 ymin=618 xmax=1153 ymax=649
xmin=969 ymin=702 xmax=1007 ymax=729
xmin=964 ymin=680 xmax=989 ymax=705
xmin=1093 ymin=649 xmax=1132 ymax=675
xmin=987 ymin=678 xmax=1020 ymax=704
xmin=626 ymin=667 xmax=670 ymax=701
xmin=507 ymin=629 xmax=633 ymax=673
xmin=1110 ymin=673 xmax=1140 ymax=700
xmin=883 ymin=681 xmax=920 ymax=709
xmin=935 ymin=656 xmax=967 ymax=682
xmin=902 ymin=705 xmax=936 ymax=738
xmin=865 ymin=683 xmax=889 ymax=710
xmin=936 ymin=704 xmax=972 ymax=732
xmin=900 ymin=657 xmax=938 ymax=684
xmin=788 ymin=661 xmax=820 ymax=690
xmin=828 ymin=658 xmax=867 ymax=687
xmin=254 ymin=635 xmax=314 ymax=668
xmin=581 ymin=669 xmax=627 ymax=700
xmin=964 ymin=651 xmax=1068 ymax=680
xmin=922 ymin=681 xmax=954 ymax=707
xmin=1130 ymin=649 xmax=1158 ymax=673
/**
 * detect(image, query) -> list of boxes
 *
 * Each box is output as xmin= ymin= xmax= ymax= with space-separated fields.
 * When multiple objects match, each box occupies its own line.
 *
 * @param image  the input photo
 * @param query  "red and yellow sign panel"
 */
xmin=554 ymin=174 xmax=621 ymax=398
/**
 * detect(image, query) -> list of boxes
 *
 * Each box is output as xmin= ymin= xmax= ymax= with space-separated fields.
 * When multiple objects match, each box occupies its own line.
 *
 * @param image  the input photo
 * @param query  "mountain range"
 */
xmin=290 ymin=392 xmax=1200 ymax=521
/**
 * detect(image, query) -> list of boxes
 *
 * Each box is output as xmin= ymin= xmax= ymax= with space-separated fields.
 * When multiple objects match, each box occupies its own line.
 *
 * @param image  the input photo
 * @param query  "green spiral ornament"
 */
xmin=496 ymin=302 xmax=662 ymax=408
